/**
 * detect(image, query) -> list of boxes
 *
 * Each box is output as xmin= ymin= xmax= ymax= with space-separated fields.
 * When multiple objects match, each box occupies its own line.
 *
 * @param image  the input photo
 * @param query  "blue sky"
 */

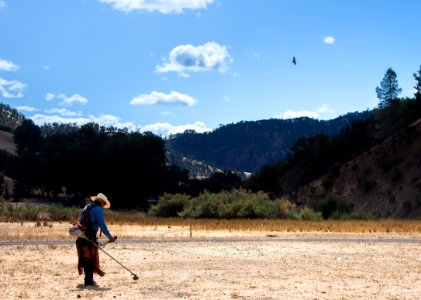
xmin=0 ymin=0 xmax=420 ymax=136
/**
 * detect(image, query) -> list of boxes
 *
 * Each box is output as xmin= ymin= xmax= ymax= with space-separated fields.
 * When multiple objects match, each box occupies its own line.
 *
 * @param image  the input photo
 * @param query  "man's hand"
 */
xmin=109 ymin=236 xmax=117 ymax=243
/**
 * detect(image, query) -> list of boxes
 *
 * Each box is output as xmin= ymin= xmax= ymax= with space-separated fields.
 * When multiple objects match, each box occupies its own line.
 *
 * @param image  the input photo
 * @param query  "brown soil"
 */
xmin=0 ymin=224 xmax=420 ymax=299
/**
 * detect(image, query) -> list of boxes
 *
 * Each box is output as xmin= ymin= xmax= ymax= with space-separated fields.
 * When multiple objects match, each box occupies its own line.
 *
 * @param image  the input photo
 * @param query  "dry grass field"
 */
xmin=0 ymin=221 xmax=420 ymax=299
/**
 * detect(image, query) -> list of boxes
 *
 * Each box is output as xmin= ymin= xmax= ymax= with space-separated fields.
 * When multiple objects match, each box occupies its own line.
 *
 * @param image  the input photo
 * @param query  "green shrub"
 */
xmin=295 ymin=206 xmax=322 ymax=220
xmin=318 ymin=195 xmax=352 ymax=219
xmin=148 ymin=193 xmax=190 ymax=217
xmin=147 ymin=190 xmax=341 ymax=220
xmin=274 ymin=198 xmax=297 ymax=219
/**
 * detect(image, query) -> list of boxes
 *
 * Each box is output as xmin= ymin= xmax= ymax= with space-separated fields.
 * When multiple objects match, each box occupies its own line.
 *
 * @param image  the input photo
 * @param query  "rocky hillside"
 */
xmin=297 ymin=119 xmax=421 ymax=219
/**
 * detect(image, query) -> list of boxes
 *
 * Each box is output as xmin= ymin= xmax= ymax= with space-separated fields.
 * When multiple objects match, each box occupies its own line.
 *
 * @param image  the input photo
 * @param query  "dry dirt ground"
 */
xmin=0 ymin=223 xmax=420 ymax=300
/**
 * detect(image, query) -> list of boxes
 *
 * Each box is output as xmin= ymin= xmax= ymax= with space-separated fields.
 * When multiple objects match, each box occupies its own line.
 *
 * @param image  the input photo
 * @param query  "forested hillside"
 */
xmin=166 ymin=111 xmax=373 ymax=172
xmin=0 ymin=103 xmax=26 ymax=131
xmin=297 ymin=118 xmax=421 ymax=219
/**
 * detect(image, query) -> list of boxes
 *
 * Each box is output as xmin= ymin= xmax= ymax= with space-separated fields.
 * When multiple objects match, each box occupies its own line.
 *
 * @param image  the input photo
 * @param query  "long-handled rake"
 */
xmin=84 ymin=235 xmax=139 ymax=281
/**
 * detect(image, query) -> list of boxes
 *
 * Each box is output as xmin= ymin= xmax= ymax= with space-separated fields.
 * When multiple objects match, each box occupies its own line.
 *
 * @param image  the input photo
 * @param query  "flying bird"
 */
xmin=292 ymin=56 xmax=296 ymax=65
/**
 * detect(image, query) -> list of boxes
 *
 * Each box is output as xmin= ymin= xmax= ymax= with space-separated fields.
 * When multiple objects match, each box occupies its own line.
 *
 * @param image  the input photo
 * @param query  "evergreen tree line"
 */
xmin=7 ymin=122 xmax=174 ymax=209
xmin=245 ymin=66 xmax=421 ymax=201
xmin=0 ymin=119 xmax=242 ymax=208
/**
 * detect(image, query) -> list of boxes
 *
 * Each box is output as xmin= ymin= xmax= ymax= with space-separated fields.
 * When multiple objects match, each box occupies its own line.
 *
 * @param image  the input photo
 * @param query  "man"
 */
xmin=76 ymin=193 xmax=116 ymax=286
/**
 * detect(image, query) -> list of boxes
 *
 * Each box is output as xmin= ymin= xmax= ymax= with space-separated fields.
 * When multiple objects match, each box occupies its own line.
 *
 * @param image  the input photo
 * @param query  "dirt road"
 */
xmin=1 ymin=231 xmax=420 ymax=299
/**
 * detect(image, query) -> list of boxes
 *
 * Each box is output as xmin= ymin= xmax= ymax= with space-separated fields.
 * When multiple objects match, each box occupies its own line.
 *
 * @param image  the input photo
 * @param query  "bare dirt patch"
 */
xmin=0 ymin=223 xmax=420 ymax=299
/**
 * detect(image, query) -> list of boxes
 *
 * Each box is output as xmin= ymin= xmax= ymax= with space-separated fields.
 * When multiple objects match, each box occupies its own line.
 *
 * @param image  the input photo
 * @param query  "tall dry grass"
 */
xmin=127 ymin=218 xmax=421 ymax=233
xmin=0 ymin=218 xmax=420 ymax=242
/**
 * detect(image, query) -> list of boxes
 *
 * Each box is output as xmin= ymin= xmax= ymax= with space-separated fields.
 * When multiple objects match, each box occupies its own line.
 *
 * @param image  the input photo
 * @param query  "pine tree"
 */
xmin=375 ymin=68 xmax=402 ymax=108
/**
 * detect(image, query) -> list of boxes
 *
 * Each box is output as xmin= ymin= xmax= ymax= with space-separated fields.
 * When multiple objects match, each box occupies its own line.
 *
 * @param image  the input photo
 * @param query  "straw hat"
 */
xmin=90 ymin=193 xmax=111 ymax=209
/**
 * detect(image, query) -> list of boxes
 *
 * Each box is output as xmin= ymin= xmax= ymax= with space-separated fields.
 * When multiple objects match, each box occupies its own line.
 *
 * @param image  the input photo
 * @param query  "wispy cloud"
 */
xmin=155 ymin=42 xmax=232 ymax=75
xmin=98 ymin=0 xmax=214 ymax=13
xmin=130 ymin=91 xmax=197 ymax=106
xmin=275 ymin=104 xmax=335 ymax=119
xmin=0 ymin=77 xmax=25 ymax=98
xmin=0 ymin=59 xmax=19 ymax=71
xmin=45 ymin=93 xmax=88 ymax=106
xmin=323 ymin=36 xmax=335 ymax=44
xmin=16 ymin=106 xmax=39 ymax=112
xmin=246 ymin=49 xmax=261 ymax=59
xmin=45 ymin=108 xmax=83 ymax=117
xmin=0 ymin=1 xmax=6 ymax=9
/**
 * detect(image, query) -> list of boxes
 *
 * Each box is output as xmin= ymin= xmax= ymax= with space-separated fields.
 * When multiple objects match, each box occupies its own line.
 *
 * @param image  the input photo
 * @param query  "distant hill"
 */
xmin=297 ymin=119 xmax=421 ymax=219
xmin=166 ymin=111 xmax=373 ymax=173
xmin=166 ymin=150 xmax=223 ymax=179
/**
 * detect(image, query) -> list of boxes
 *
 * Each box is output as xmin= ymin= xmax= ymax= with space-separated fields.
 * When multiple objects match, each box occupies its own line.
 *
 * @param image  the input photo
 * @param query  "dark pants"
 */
xmin=84 ymin=257 xmax=95 ymax=285
xmin=76 ymin=235 xmax=100 ymax=285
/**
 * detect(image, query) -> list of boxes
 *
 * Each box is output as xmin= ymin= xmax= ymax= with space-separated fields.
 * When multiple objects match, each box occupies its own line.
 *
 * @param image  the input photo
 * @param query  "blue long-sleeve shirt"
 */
xmin=80 ymin=202 xmax=112 ymax=239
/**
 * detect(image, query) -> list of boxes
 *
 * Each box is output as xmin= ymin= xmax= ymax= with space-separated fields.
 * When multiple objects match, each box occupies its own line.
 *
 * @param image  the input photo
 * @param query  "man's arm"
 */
xmin=92 ymin=206 xmax=113 ymax=239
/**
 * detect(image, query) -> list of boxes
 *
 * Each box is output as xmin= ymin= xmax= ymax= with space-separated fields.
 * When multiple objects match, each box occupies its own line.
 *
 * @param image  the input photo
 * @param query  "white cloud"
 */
xmin=0 ymin=1 xmax=6 ymax=9
xmin=45 ymin=93 xmax=88 ymax=105
xmin=61 ymin=94 xmax=88 ymax=106
xmin=89 ymin=114 xmax=137 ymax=129
xmin=130 ymin=91 xmax=197 ymax=106
xmin=0 ymin=77 xmax=25 ymax=98
xmin=16 ymin=106 xmax=39 ymax=112
xmin=30 ymin=114 xmax=92 ymax=127
xmin=45 ymin=93 xmax=55 ymax=101
xmin=279 ymin=109 xmax=319 ymax=119
xmin=0 ymin=59 xmax=19 ymax=71
xmin=29 ymin=111 xmax=210 ymax=137
xmin=140 ymin=121 xmax=211 ymax=136
xmin=155 ymin=42 xmax=232 ymax=75
xmin=45 ymin=108 xmax=83 ymax=117
xmin=98 ymin=0 xmax=214 ymax=13
xmin=30 ymin=113 xmax=137 ymax=131
xmin=275 ymin=104 xmax=335 ymax=119
xmin=323 ymin=36 xmax=335 ymax=44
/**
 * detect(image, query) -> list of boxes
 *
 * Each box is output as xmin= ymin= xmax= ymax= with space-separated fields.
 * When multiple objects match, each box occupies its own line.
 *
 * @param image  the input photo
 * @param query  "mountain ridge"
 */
xmin=166 ymin=111 xmax=373 ymax=173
